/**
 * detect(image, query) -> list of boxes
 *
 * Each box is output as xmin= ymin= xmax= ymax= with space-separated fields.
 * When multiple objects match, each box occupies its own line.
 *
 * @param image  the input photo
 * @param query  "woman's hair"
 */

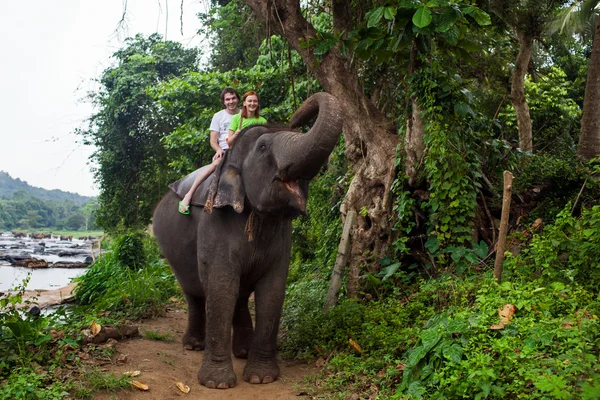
xmin=241 ymin=91 xmax=260 ymax=118
xmin=220 ymin=87 xmax=240 ymax=107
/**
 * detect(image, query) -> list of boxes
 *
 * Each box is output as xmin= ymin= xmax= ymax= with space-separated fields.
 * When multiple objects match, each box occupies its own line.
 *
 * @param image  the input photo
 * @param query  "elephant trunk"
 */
xmin=275 ymin=92 xmax=344 ymax=180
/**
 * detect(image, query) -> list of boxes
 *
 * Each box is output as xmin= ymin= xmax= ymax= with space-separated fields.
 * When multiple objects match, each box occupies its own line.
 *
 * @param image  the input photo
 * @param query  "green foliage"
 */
xmin=292 ymin=200 xmax=600 ymax=399
xmin=82 ymin=370 xmax=132 ymax=393
xmin=0 ymin=277 xmax=51 ymax=368
xmin=0 ymin=280 xmax=77 ymax=399
xmin=296 ymin=273 xmax=600 ymax=399
xmin=0 ymin=368 xmax=71 ymax=400
xmin=112 ymin=229 xmax=146 ymax=270
xmin=506 ymin=204 xmax=600 ymax=290
xmin=513 ymin=153 xmax=586 ymax=222
xmin=80 ymin=34 xmax=199 ymax=232
xmin=0 ymin=189 xmax=97 ymax=231
xmin=350 ymin=0 xmax=490 ymax=65
xmin=199 ymin=0 xmax=264 ymax=72
xmin=424 ymin=121 xmax=479 ymax=249
xmin=499 ymin=66 xmax=581 ymax=154
xmin=142 ymin=329 xmax=175 ymax=342
xmin=74 ymin=232 xmax=179 ymax=319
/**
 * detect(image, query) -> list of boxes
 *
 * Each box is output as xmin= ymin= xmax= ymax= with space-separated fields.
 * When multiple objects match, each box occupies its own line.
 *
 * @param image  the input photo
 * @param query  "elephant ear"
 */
xmin=205 ymin=163 xmax=245 ymax=214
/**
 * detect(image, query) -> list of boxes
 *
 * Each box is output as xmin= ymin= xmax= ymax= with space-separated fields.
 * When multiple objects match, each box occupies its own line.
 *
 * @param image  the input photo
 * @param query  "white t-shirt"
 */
xmin=210 ymin=109 xmax=239 ymax=150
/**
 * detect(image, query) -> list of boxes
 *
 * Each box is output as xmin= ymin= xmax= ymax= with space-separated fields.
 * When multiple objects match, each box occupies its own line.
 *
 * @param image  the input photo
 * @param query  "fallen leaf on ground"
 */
xmin=123 ymin=370 xmax=141 ymax=377
xmin=175 ymin=382 xmax=190 ymax=393
xmin=131 ymin=380 xmax=149 ymax=391
xmin=349 ymin=338 xmax=363 ymax=353
xmin=90 ymin=321 xmax=102 ymax=337
xmin=490 ymin=304 xmax=516 ymax=330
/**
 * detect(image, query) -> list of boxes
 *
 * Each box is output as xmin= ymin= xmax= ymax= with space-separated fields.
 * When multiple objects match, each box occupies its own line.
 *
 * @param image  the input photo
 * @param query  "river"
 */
xmin=0 ymin=232 xmax=97 ymax=292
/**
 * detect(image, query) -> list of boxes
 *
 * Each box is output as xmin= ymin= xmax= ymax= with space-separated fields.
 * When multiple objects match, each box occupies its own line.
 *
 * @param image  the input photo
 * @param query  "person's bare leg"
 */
xmin=179 ymin=156 xmax=220 ymax=212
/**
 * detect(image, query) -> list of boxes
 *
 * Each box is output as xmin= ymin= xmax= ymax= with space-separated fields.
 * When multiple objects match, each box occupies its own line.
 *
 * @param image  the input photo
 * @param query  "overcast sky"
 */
xmin=0 ymin=0 xmax=207 ymax=197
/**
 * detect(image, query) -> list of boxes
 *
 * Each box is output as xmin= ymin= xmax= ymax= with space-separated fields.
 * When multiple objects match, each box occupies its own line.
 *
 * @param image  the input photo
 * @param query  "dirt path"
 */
xmin=92 ymin=305 xmax=316 ymax=400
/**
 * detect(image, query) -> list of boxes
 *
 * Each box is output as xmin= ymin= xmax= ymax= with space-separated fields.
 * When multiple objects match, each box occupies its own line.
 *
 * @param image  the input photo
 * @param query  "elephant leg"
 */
xmin=232 ymin=293 xmax=254 ymax=359
xmin=182 ymin=293 xmax=206 ymax=350
xmin=197 ymin=274 xmax=239 ymax=389
xmin=243 ymin=268 xmax=287 ymax=384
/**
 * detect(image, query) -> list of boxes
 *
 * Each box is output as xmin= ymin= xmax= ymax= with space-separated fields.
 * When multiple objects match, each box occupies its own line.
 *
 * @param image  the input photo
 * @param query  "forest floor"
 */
xmin=90 ymin=302 xmax=317 ymax=400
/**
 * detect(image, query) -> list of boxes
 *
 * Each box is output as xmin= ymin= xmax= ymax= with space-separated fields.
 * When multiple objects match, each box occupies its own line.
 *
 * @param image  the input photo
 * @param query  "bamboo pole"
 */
xmin=494 ymin=171 xmax=513 ymax=283
xmin=324 ymin=210 xmax=357 ymax=312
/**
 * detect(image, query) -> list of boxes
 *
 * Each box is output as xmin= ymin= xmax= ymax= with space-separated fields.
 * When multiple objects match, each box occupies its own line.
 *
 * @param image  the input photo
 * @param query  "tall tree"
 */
xmin=239 ymin=0 xmax=491 ymax=290
xmin=557 ymin=0 xmax=600 ymax=160
xmin=81 ymin=34 xmax=199 ymax=231
xmin=484 ymin=0 xmax=567 ymax=152
xmin=243 ymin=0 xmax=399 ymax=286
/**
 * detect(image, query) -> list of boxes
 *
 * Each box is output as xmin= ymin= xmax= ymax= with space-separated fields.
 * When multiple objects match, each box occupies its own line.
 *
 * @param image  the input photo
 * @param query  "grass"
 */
xmin=82 ymin=369 xmax=132 ymax=395
xmin=142 ymin=329 xmax=175 ymax=342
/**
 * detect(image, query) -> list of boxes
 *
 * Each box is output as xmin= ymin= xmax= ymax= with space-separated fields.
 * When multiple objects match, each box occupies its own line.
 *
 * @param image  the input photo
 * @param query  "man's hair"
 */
xmin=220 ymin=87 xmax=240 ymax=107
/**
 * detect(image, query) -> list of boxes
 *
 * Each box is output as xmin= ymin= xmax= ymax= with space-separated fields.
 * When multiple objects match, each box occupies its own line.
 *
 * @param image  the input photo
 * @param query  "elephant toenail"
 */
xmin=262 ymin=376 xmax=274 ymax=384
xmin=217 ymin=382 xmax=230 ymax=389
xmin=250 ymin=375 xmax=261 ymax=384
xmin=205 ymin=380 xmax=216 ymax=388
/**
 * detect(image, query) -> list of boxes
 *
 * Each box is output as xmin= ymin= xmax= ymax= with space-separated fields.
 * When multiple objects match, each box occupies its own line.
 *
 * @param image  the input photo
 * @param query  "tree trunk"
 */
xmin=577 ymin=13 xmax=600 ymax=161
xmin=511 ymin=30 xmax=533 ymax=152
xmin=244 ymin=0 xmax=399 ymax=285
xmin=494 ymin=171 xmax=513 ymax=283
xmin=405 ymin=40 xmax=425 ymax=186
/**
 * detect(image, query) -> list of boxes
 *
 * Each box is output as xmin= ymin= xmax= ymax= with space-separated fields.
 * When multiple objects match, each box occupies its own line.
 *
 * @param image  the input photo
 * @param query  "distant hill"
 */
xmin=0 ymin=171 xmax=95 ymax=205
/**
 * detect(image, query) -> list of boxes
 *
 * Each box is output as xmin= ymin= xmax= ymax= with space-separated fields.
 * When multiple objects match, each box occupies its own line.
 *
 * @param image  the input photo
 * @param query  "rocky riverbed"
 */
xmin=0 ymin=232 xmax=101 ymax=292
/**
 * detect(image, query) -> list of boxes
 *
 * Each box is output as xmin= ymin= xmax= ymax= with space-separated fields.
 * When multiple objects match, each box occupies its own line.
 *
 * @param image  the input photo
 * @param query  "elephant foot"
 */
xmin=182 ymin=333 xmax=205 ymax=351
xmin=198 ymin=362 xmax=236 ymax=389
xmin=243 ymin=359 xmax=280 ymax=384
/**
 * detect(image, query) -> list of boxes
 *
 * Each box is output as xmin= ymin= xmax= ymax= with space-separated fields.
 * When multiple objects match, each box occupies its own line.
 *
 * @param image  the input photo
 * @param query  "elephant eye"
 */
xmin=259 ymin=144 xmax=267 ymax=150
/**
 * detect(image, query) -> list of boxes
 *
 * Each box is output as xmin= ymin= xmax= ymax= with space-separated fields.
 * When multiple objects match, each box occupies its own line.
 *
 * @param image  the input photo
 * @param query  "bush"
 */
xmin=112 ymin=229 xmax=146 ymax=270
xmin=74 ymin=232 xmax=179 ymax=319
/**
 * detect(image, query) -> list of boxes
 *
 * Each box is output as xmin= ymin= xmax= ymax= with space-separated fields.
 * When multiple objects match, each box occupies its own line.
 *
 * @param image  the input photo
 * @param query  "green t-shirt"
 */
xmin=229 ymin=113 xmax=267 ymax=131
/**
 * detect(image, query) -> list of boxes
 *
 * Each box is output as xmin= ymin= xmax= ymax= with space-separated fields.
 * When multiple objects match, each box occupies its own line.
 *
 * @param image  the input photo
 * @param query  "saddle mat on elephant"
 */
xmin=168 ymin=164 xmax=214 ymax=207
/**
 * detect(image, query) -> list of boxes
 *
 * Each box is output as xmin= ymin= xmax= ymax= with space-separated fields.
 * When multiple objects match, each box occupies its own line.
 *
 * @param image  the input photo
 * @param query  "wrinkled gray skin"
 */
xmin=152 ymin=93 xmax=343 ymax=389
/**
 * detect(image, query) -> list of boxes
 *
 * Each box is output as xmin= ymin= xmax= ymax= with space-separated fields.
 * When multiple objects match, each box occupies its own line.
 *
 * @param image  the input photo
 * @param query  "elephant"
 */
xmin=152 ymin=92 xmax=343 ymax=389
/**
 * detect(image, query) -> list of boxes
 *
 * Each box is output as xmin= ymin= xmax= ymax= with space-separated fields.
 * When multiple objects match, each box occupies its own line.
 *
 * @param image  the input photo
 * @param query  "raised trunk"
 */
xmin=282 ymin=93 xmax=344 ymax=179
xmin=244 ymin=0 xmax=399 ymax=292
xmin=577 ymin=13 xmax=600 ymax=161
xmin=511 ymin=30 xmax=533 ymax=152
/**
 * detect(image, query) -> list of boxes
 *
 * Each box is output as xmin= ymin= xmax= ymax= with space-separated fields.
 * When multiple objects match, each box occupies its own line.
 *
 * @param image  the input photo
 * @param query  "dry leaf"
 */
xmin=499 ymin=304 xmax=516 ymax=322
xmin=531 ymin=218 xmax=543 ymax=230
xmin=315 ymin=357 xmax=325 ymax=367
xmin=131 ymin=380 xmax=149 ymax=391
xmin=349 ymin=338 xmax=362 ymax=353
xmin=175 ymin=381 xmax=190 ymax=393
xmin=90 ymin=321 xmax=102 ymax=337
xmin=490 ymin=304 xmax=516 ymax=330
xmin=123 ymin=370 xmax=141 ymax=377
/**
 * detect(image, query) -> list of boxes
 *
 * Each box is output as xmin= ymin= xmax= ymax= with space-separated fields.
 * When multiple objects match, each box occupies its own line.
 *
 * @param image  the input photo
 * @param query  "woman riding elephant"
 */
xmin=178 ymin=90 xmax=267 ymax=215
